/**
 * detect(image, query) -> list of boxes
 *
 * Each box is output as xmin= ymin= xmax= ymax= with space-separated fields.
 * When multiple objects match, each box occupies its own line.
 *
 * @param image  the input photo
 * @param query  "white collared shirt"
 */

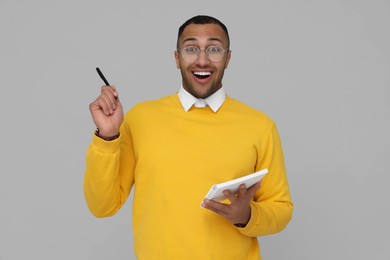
xmin=178 ymin=86 xmax=226 ymax=112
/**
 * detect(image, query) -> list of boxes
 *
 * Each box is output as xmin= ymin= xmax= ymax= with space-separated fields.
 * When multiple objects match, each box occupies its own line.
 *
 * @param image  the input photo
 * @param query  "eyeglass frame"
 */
xmin=176 ymin=45 xmax=230 ymax=63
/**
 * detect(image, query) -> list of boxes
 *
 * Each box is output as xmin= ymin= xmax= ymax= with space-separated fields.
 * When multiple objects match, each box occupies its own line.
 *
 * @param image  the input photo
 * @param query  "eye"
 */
xmin=208 ymin=46 xmax=223 ymax=54
xmin=185 ymin=46 xmax=199 ymax=53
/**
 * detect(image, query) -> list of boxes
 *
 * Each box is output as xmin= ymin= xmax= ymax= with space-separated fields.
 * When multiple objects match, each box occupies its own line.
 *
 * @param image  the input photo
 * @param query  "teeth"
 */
xmin=193 ymin=71 xmax=211 ymax=76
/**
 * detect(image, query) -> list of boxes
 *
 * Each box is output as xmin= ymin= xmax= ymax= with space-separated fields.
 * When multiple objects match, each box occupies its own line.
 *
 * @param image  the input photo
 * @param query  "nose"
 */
xmin=195 ymin=49 xmax=209 ymax=66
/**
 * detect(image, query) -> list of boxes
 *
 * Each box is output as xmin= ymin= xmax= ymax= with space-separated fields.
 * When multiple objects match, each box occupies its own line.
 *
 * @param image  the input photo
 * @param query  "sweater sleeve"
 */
xmin=83 ymin=119 xmax=136 ymax=218
xmin=238 ymin=123 xmax=293 ymax=236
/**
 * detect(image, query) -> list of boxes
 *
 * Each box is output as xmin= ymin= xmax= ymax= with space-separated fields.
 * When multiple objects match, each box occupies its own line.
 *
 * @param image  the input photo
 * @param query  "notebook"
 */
xmin=203 ymin=169 xmax=268 ymax=202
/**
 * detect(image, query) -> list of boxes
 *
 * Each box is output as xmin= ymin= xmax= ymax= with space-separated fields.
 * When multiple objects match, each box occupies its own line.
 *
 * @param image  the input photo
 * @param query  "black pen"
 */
xmin=96 ymin=67 xmax=110 ymax=86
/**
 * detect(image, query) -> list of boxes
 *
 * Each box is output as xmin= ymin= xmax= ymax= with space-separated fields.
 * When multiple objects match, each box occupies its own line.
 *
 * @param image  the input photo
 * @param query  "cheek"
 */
xmin=176 ymin=59 xmax=190 ymax=71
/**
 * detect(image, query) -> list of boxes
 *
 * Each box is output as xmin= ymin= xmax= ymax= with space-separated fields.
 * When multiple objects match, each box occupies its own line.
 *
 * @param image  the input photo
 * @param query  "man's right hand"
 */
xmin=89 ymin=85 xmax=124 ymax=139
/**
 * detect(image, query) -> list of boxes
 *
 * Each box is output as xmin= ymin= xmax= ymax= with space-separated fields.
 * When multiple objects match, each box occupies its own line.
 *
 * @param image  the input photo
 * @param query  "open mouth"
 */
xmin=193 ymin=71 xmax=212 ymax=79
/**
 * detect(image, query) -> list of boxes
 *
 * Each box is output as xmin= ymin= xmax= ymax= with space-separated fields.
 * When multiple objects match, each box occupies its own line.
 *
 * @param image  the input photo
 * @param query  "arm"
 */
xmin=239 ymin=123 xmax=293 ymax=236
xmin=202 ymin=123 xmax=293 ymax=236
xmin=84 ymin=120 xmax=136 ymax=217
xmin=83 ymin=86 xmax=136 ymax=217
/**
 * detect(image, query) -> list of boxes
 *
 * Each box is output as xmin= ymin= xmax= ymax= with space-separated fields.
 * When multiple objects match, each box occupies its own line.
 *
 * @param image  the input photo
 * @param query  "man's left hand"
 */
xmin=201 ymin=182 xmax=261 ymax=226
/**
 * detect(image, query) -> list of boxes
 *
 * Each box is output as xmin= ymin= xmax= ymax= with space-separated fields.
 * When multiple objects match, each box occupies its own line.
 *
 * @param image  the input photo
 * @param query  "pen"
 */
xmin=96 ymin=67 xmax=110 ymax=86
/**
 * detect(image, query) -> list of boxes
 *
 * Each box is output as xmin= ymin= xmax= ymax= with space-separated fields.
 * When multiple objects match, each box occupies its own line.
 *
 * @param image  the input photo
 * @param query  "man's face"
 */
xmin=175 ymin=24 xmax=231 ymax=99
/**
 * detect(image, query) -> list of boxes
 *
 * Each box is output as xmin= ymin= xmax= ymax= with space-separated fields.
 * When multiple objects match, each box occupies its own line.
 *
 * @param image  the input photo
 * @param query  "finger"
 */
xmin=101 ymin=85 xmax=119 ymax=99
xmin=246 ymin=182 xmax=261 ymax=198
xmin=93 ymin=96 xmax=110 ymax=116
xmin=98 ymin=92 xmax=118 ymax=115
xmin=111 ymin=85 xmax=119 ymax=98
xmin=98 ymin=93 xmax=115 ymax=115
xmin=202 ymin=198 xmax=229 ymax=214
xmin=101 ymin=85 xmax=118 ymax=100
xmin=100 ymin=87 xmax=119 ymax=114
xmin=90 ymin=95 xmax=108 ymax=113
xmin=101 ymin=92 xmax=116 ymax=113
xmin=104 ymin=89 xmax=116 ymax=107
xmin=223 ymin=189 xmax=239 ymax=204
xmin=237 ymin=184 xmax=248 ymax=198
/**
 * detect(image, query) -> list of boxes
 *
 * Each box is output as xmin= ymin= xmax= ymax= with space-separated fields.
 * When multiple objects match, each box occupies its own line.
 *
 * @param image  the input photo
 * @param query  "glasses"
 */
xmin=177 ymin=46 xmax=229 ymax=63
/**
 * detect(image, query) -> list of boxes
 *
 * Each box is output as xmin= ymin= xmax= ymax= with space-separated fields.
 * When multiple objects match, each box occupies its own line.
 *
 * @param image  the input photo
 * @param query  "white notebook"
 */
xmin=203 ymin=169 xmax=268 ymax=202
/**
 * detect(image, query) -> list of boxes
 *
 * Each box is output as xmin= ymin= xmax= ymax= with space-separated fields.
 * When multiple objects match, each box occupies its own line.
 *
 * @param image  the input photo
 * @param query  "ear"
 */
xmin=224 ymin=50 xmax=232 ymax=69
xmin=174 ymin=50 xmax=181 ymax=69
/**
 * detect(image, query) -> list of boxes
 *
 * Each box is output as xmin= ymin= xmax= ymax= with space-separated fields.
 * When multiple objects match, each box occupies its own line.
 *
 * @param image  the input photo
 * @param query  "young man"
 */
xmin=84 ymin=15 xmax=293 ymax=260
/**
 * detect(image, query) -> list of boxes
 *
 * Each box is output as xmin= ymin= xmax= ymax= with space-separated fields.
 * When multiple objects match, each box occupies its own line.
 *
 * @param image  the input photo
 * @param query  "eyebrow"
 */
xmin=181 ymin=37 xmax=224 ymax=45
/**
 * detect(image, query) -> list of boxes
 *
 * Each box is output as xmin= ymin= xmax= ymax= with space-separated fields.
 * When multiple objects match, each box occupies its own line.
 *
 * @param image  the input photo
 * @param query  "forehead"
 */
xmin=178 ymin=24 xmax=228 ymax=47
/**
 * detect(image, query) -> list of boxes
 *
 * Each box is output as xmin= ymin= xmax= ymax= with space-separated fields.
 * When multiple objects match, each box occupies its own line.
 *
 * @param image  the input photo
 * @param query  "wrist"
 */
xmin=95 ymin=128 xmax=120 ymax=141
xmin=234 ymin=206 xmax=251 ymax=228
xmin=233 ymin=223 xmax=247 ymax=228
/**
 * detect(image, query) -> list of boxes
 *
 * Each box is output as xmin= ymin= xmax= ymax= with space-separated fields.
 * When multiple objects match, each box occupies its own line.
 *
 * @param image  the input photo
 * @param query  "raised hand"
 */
xmin=89 ymin=85 xmax=124 ymax=138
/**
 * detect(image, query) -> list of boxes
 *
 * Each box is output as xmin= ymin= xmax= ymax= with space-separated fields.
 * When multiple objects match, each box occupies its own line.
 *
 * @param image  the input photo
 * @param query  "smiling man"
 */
xmin=84 ymin=15 xmax=293 ymax=260
xmin=175 ymin=21 xmax=231 ymax=99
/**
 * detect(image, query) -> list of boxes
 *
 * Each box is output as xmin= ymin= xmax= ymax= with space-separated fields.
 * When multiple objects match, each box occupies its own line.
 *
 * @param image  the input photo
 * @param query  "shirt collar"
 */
xmin=178 ymin=85 xmax=226 ymax=112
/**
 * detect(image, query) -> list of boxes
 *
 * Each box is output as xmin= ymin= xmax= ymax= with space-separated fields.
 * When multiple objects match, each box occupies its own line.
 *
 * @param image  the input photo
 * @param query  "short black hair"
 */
xmin=177 ymin=15 xmax=230 ymax=48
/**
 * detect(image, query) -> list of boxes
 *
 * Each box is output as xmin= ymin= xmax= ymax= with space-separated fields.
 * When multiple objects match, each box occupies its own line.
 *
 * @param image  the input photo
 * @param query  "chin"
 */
xmin=193 ymin=89 xmax=212 ymax=99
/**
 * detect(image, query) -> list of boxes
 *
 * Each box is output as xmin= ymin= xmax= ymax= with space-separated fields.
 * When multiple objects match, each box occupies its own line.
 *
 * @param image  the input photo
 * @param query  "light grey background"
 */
xmin=1 ymin=0 xmax=389 ymax=259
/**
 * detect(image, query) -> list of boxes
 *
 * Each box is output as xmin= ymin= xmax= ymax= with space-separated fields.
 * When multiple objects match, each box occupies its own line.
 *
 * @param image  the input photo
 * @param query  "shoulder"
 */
xmin=125 ymin=94 xmax=177 ymax=119
xmin=134 ymin=95 xmax=174 ymax=109
xmin=227 ymin=97 xmax=275 ymax=126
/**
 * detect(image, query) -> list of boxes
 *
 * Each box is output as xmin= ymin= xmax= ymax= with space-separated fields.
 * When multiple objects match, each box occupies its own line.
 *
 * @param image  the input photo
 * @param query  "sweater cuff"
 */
xmin=90 ymin=132 xmax=121 ymax=154
xmin=236 ymin=201 xmax=260 ymax=235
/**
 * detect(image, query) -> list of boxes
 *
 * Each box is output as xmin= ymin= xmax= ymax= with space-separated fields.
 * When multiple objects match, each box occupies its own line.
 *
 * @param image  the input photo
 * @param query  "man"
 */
xmin=84 ymin=15 xmax=293 ymax=259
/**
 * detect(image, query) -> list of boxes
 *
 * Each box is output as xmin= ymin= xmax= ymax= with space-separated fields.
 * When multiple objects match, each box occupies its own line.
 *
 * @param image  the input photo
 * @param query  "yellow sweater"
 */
xmin=84 ymin=94 xmax=293 ymax=260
